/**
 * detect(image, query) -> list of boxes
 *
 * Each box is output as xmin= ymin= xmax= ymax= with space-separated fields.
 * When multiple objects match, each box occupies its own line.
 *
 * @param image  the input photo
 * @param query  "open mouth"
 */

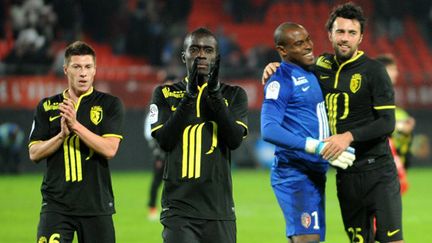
xmin=304 ymin=52 xmax=314 ymax=58
xmin=339 ymin=44 xmax=350 ymax=52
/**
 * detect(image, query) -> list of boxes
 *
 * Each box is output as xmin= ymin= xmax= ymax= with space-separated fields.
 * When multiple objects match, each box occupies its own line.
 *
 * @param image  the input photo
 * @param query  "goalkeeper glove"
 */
xmin=329 ymin=147 xmax=355 ymax=169
xmin=186 ymin=57 xmax=199 ymax=98
xmin=207 ymin=55 xmax=220 ymax=93
xmin=305 ymin=137 xmax=327 ymax=155
xmin=305 ymin=137 xmax=355 ymax=169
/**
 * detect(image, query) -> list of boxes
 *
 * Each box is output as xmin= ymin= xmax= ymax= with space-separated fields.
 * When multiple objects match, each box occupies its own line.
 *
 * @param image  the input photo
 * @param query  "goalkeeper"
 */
xmin=261 ymin=22 xmax=355 ymax=243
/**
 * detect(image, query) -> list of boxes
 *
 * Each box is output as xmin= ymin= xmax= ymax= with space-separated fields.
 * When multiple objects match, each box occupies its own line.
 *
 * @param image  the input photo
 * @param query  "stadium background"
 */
xmin=0 ymin=0 xmax=432 ymax=242
xmin=0 ymin=0 xmax=431 ymax=171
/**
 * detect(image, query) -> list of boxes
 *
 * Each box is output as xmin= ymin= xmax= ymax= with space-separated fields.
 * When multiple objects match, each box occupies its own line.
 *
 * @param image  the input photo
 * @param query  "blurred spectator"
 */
xmin=52 ymin=0 xmax=81 ymax=41
xmin=407 ymin=0 xmax=432 ymax=45
xmin=4 ymin=27 xmax=53 ymax=74
xmin=411 ymin=134 xmax=431 ymax=161
xmin=80 ymin=0 xmax=121 ymax=42
xmin=0 ymin=1 xmax=6 ymax=39
xmin=0 ymin=123 xmax=24 ymax=174
xmin=225 ymin=0 xmax=270 ymax=23
xmin=144 ymin=75 xmax=175 ymax=221
xmin=160 ymin=0 xmax=192 ymax=25
xmin=373 ymin=0 xmax=405 ymax=41
xmin=246 ymin=44 xmax=278 ymax=75
xmin=376 ymin=54 xmax=416 ymax=169
xmin=5 ymin=0 xmax=56 ymax=74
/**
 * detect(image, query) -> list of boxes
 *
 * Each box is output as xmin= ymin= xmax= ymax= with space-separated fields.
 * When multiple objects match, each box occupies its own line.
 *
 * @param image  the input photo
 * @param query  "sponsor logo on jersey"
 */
xmin=350 ymin=73 xmax=362 ymax=93
xmin=90 ymin=106 xmax=103 ymax=125
xmin=301 ymin=86 xmax=310 ymax=92
xmin=49 ymin=115 xmax=61 ymax=122
xmin=316 ymin=56 xmax=332 ymax=69
xmin=292 ymin=76 xmax=308 ymax=86
xmin=162 ymin=87 xmax=185 ymax=99
xmin=301 ymin=212 xmax=312 ymax=228
xmin=387 ymin=229 xmax=400 ymax=237
xmin=149 ymin=104 xmax=158 ymax=124
xmin=43 ymin=100 xmax=59 ymax=111
xmin=265 ymin=81 xmax=280 ymax=100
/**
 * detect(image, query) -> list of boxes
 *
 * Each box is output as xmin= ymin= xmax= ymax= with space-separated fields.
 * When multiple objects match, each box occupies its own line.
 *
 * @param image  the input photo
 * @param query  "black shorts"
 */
xmin=336 ymin=162 xmax=403 ymax=243
xmin=161 ymin=215 xmax=236 ymax=243
xmin=37 ymin=212 xmax=115 ymax=243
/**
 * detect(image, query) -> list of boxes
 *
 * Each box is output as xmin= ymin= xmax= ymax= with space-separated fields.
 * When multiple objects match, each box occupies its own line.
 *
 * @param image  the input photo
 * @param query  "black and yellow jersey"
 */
xmin=314 ymin=51 xmax=395 ymax=169
xmin=150 ymin=78 xmax=248 ymax=220
xmin=29 ymin=87 xmax=124 ymax=216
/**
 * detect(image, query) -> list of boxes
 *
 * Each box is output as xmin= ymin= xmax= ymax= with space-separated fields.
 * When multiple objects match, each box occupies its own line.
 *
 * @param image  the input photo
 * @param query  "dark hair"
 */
xmin=326 ymin=2 xmax=366 ymax=33
xmin=64 ymin=41 xmax=96 ymax=64
xmin=375 ymin=54 xmax=396 ymax=66
xmin=183 ymin=27 xmax=218 ymax=51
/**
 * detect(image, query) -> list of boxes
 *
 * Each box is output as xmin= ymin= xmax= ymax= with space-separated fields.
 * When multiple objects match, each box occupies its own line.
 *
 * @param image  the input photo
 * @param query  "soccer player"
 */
xmin=261 ymin=3 xmax=404 ymax=243
xmin=375 ymin=54 xmax=412 ymax=195
xmin=0 ymin=122 xmax=24 ymax=174
xmin=144 ymin=75 xmax=174 ymax=221
xmin=261 ymin=22 xmax=355 ymax=243
xmin=375 ymin=54 xmax=415 ymax=169
xmin=149 ymin=27 xmax=248 ymax=243
xmin=28 ymin=41 xmax=124 ymax=243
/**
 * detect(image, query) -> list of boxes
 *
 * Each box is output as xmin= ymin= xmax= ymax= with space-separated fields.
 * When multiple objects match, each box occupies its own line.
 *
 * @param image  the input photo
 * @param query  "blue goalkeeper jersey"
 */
xmin=261 ymin=61 xmax=329 ymax=174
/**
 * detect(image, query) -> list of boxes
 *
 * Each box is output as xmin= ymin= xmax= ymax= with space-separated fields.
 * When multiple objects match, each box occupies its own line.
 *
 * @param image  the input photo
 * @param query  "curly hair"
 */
xmin=326 ymin=2 xmax=366 ymax=33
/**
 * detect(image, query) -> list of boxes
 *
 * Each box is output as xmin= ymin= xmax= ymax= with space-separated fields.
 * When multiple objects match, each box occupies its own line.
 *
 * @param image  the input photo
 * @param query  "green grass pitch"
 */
xmin=0 ymin=168 xmax=431 ymax=242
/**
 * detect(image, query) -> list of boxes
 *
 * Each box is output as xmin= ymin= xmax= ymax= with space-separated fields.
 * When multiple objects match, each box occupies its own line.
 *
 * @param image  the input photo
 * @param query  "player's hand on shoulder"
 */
xmin=262 ymin=62 xmax=281 ymax=85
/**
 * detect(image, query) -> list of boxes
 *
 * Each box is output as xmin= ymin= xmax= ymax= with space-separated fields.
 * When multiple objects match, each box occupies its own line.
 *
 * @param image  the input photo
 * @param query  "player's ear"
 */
xmin=181 ymin=51 xmax=186 ymax=63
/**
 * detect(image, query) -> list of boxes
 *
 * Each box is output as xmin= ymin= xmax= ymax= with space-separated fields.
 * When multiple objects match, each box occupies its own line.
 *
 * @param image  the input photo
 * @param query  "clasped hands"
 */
xmin=305 ymin=137 xmax=355 ymax=169
xmin=58 ymin=98 xmax=77 ymax=138
xmin=186 ymin=56 xmax=220 ymax=98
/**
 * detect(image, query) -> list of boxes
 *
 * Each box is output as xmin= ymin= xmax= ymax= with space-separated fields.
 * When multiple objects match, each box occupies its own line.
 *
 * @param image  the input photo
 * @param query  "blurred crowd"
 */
xmin=0 ymin=0 xmax=431 ymax=78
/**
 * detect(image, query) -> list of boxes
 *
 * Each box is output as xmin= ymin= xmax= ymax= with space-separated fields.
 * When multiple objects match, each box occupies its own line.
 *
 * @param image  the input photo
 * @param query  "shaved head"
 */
xmin=273 ymin=22 xmax=314 ymax=67
xmin=274 ymin=22 xmax=305 ymax=46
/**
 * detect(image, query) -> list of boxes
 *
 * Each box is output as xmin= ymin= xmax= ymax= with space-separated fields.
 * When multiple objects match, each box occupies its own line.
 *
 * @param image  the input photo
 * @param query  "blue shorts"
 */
xmin=272 ymin=166 xmax=326 ymax=241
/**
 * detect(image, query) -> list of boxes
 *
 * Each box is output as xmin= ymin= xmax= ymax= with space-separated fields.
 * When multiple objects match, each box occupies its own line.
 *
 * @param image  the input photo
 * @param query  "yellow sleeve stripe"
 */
xmin=236 ymin=121 xmax=249 ymax=138
xmin=374 ymin=105 xmax=396 ymax=110
xmin=28 ymin=140 xmax=42 ymax=148
xmin=151 ymin=124 xmax=164 ymax=133
xmin=102 ymin=134 xmax=124 ymax=139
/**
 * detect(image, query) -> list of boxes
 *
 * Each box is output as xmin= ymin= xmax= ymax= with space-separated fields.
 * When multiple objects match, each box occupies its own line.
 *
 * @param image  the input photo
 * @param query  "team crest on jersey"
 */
xmin=301 ymin=212 xmax=312 ymax=228
xmin=90 ymin=106 xmax=103 ymax=125
xmin=350 ymin=73 xmax=362 ymax=93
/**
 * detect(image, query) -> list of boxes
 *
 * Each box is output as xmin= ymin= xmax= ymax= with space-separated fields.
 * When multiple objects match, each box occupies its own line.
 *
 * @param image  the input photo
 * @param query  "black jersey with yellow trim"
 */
xmin=150 ymin=78 xmax=248 ymax=220
xmin=314 ymin=52 xmax=395 ymax=167
xmin=29 ymin=87 xmax=124 ymax=216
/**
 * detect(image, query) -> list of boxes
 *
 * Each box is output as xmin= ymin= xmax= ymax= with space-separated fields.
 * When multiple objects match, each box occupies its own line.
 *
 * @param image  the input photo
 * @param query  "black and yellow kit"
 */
xmin=315 ymin=51 xmax=396 ymax=170
xmin=29 ymin=87 xmax=124 ymax=216
xmin=315 ymin=52 xmax=402 ymax=242
xmin=150 ymin=79 xmax=248 ymax=221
